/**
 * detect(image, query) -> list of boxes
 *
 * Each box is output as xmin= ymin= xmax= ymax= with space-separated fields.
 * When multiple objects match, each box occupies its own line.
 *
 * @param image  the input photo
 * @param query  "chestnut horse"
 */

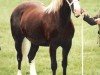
xmin=10 ymin=0 xmax=81 ymax=75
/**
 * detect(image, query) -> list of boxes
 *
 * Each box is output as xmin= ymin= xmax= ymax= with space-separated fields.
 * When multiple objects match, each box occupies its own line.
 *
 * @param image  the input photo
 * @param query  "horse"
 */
xmin=10 ymin=0 xmax=82 ymax=75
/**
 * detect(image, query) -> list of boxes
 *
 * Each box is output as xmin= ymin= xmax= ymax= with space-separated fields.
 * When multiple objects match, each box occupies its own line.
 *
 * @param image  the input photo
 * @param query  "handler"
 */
xmin=82 ymin=10 xmax=100 ymax=46
xmin=83 ymin=11 xmax=100 ymax=25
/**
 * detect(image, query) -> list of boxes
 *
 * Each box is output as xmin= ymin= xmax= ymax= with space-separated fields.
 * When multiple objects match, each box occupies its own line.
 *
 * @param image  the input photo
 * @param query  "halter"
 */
xmin=66 ymin=0 xmax=74 ymax=7
xmin=66 ymin=0 xmax=79 ymax=6
xmin=66 ymin=0 xmax=80 ymax=11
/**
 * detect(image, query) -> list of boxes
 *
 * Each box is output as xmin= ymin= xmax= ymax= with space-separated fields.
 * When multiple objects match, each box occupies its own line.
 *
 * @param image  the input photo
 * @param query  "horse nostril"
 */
xmin=74 ymin=9 xmax=80 ymax=18
xmin=75 ymin=15 xmax=80 ymax=18
xmin=81 ymin=9 xmax=84 ymax=14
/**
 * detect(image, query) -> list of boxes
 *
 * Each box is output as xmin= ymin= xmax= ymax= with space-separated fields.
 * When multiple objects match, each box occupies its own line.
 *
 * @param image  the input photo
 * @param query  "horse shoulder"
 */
xmin=20 ymin=5 xmax=45 ymax=38
xmin=42 ymin=12 xmax=60 ymax=40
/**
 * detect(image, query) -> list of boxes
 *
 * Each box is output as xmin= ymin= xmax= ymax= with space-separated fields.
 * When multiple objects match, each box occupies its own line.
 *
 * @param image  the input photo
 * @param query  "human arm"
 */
xmin=83 ymin=14 xmax=97 ymax=25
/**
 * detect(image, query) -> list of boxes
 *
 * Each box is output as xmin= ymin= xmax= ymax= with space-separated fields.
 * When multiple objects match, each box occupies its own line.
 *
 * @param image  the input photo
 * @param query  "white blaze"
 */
xmin=73 ymin=0 xmax=81 ymax=16
xmin=73 ymin=0 xmax=81 ymax=10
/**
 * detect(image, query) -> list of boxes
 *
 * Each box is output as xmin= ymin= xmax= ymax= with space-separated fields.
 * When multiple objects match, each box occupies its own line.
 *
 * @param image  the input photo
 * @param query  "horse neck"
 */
xmin=59 ymin=1 xmax=71 ymax=20
xmin=58 ymin=0 xmax=71 ymax=26
xmin=45 ymin=0 xmax=72 ymax=26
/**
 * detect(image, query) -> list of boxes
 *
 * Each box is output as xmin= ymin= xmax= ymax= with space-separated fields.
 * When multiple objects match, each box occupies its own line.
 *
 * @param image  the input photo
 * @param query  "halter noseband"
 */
xmin=66 ymin=0 xmax=80 ymax=15
xmin=66 ymin=0 xmax=79 ymax=7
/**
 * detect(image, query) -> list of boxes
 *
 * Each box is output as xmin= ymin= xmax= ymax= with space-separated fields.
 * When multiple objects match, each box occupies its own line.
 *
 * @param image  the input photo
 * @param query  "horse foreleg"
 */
xmin=49 ymin=43 xmax=58 ymax=75
xmin=28 ymin=44 xmax=39 ymax=75
xmin=62 ymin=41 xmax=72 ymax=75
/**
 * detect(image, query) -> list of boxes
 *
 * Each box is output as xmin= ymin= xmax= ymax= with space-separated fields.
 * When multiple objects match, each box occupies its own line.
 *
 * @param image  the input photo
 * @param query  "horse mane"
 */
xmin=45 ymin=0 xmax=63 ymax=13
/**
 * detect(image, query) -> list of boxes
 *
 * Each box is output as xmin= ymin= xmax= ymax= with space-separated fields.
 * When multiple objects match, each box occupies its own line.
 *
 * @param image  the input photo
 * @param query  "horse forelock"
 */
xmin=45 ymin=0 xmax=63 ymax=13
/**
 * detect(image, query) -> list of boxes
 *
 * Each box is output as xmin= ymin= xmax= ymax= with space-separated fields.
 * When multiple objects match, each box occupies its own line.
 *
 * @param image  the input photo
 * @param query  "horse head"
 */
xmin=66 ymin=0 xmax=82 ymax=17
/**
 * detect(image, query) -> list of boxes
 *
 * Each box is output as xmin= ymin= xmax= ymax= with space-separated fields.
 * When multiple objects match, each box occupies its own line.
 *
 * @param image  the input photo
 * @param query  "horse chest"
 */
xmin=44 ymin=24 xmax=75 ymax=41
xmin=42 ymin=12 xmax=75 ymax=41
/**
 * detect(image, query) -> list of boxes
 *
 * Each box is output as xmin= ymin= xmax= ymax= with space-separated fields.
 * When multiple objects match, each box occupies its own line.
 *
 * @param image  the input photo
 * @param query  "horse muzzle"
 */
xmin=74 ymin=8 xmax=83 ymax=18
xmin=73 ymin=0 xmax=81 ymax=18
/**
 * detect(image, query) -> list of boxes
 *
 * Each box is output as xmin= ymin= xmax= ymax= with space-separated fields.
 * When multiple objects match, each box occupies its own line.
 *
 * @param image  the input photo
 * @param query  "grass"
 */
xmin=80 ymin=0 xmax=100 ymax=75
xmin=0 ymin=0 xmax=100 ymax=75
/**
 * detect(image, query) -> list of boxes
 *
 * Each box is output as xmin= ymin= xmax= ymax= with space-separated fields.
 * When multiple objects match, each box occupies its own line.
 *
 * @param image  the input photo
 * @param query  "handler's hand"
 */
xmin=95 ymin=18 xmax=100 ymax=24
xmin=81 ymin=9 xmax=88 ymax=16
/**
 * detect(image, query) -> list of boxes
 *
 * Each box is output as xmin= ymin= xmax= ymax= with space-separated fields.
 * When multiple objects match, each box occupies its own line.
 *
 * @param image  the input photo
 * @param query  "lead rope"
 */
xmin=66 ymin=0 xmax=84 ymax=73
xmin=81 ymin=13 xmax=84 ymax=75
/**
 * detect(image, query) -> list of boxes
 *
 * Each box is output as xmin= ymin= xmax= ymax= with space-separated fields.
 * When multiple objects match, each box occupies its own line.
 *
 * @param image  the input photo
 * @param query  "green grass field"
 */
xmin=81 ymin=0 xmax=100 ymax=75
xmin=0 ymin=0 xmax=100 ymax=75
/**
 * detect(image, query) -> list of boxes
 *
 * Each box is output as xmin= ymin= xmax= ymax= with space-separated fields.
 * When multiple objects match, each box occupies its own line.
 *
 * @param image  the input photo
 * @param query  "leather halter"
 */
xmin=66 ymin=0 xmax=79 ymax=9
